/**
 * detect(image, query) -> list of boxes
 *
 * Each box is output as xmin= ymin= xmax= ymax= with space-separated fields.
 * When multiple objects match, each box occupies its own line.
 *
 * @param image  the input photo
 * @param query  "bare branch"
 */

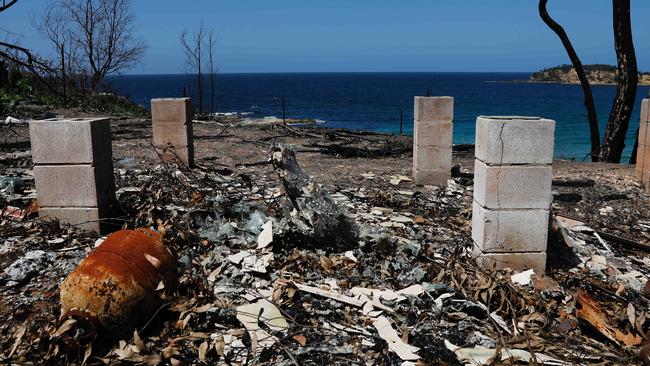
xmin=0 ymin=0 xmax=18 ymax=13
xmin=538 ymin=0 xmax=601 ymax=161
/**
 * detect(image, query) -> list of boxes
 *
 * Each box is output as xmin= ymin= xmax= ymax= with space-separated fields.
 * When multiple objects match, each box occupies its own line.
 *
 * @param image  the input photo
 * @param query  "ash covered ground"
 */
xmin=1 ymin=118 xmax=650 ymax=365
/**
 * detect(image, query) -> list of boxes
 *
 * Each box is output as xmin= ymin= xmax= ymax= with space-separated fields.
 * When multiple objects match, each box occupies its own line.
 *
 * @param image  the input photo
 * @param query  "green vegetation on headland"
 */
xmin=0 ymin=73 xmax=148 ymax=119
xmin=529 ymin=64 xmax=650 ymax=85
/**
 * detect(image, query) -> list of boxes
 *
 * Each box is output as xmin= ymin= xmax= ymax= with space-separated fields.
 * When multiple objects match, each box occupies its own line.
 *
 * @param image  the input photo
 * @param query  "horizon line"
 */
xmin=107 ymin=70 xmax=536 ymax=77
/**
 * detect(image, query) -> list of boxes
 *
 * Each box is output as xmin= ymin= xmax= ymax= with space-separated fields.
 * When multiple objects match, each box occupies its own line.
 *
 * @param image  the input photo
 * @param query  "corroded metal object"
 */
xmin=58 ymin=229 xmax=177 ymax=341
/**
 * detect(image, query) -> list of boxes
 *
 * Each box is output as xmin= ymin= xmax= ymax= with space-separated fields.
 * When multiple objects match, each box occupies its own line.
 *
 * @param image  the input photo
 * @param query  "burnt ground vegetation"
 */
xmin=1 ymin=118 xmax=650 ymax=365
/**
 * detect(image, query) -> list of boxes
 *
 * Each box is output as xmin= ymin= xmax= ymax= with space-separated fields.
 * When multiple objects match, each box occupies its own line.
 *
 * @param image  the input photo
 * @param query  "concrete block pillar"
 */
xmin=412 ymin=96 xmax=453 ymax=186
xmin=636 ymin=98 xmax=650 ymax=188
xmin=471 ymin=116 xmax=555 ymax=273
xmin=29 ymin=117 xmax=116 ymax=233
xmin=151 ymin=98 xmax=194 ymax=167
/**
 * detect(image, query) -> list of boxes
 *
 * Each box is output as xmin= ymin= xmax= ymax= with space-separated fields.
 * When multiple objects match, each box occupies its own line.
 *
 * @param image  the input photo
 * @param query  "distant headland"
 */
xmin=528 ymin=64 xmax=650 ymax=85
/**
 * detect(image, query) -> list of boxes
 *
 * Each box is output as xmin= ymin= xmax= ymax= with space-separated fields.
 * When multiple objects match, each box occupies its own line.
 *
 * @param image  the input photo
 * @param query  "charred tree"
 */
xmin=600 ymin=0 xmax=638 ymax=163
xmin=539 ymin=0 xmax=601 ymax=162
xmin=270 ymin=144 xmax=359 ymax=249
xmin=207 ymin=30 xmax=217 ymax=115
xmin=180 ymin=23 xmax=206 ymax=114
xmin=0 ymin=0 xmax=18 ymax=12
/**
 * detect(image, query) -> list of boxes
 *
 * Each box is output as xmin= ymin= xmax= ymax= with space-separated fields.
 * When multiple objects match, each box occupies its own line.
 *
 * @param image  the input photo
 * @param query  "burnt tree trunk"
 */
xmin=539 ymin=0 xmax=601 ymax=162
xmin=601 ymin=0 xmax=638 ymax=163
xmin=270 ymin=144 xmax=358 ymax=249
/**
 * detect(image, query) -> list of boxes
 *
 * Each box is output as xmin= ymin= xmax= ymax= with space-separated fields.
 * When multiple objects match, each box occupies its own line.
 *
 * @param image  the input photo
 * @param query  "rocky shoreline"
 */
xmin=527 ymin=64 xmax=650 ymax=85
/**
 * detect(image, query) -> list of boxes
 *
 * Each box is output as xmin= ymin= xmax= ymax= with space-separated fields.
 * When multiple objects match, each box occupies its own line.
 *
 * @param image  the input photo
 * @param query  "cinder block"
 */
xmin=414 ymin=121 xmax=452 ymax=147
xmin=33 ymin=163 xmax=115 ymax=207
xmin=473 ymin=249 xmax=547 ymax=273
xmin=475 ymin=116 xmax=555 ymax=165
xmin=151 ymin=98 xmax=194 ymax=167
xmin=471 ymin=201 xmax=549 ymax=253
xmin=414 ymin=146 xmax=452 ymax=171
xmin=152 ymin=121 xmax=191 ymax=148
xmin=414 ymin=96 xmax=453 ymax=122
xmin=473 ymin=160 xmax=552 ymax=209
xmin=29 ymin=117 xmax=112 ymax=164
xmin=151 ymin=98 xmax=192 ymax=124
xmin=153 ymin=143 xmax=194 ymax=167
xmin=39 ymin=206 xmax=106 ymax=233
xmin=413 ymin=169 xmax=449 ymax=186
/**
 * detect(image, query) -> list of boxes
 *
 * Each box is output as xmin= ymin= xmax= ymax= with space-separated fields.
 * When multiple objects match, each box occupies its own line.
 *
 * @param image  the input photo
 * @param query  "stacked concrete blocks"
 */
xmin=472 ymin=116 xmax=555 ymax=273
xmin=30 ymin=117 xmax=116 ymax=233
xmin=636 ymin=98 xmax=650 ymax=189
xmin=151 ymin=98 xmax=194 ymax=167
xmin=412 ymin=96 xmax=453 ymax=186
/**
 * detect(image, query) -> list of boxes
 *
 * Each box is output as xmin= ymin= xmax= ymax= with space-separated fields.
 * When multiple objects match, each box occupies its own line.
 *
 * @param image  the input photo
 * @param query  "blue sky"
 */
xmin=2 ymin=0 xmax=650 ymax=74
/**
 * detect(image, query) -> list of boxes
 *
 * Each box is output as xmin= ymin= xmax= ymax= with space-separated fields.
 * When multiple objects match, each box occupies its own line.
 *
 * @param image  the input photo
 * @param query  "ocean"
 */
xmin=105 ymin=72 xmax=650 ymax=161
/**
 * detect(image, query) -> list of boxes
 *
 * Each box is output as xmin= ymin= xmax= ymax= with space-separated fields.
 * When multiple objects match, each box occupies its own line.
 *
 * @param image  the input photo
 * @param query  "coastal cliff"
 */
xmin=530 ymin=64 xmax=650 ymax=85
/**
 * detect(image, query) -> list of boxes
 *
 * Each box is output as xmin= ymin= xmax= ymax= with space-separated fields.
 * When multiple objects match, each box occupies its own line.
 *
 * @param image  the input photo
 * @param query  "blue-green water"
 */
xmin=106 ymin=72 xmax=650 ymax=161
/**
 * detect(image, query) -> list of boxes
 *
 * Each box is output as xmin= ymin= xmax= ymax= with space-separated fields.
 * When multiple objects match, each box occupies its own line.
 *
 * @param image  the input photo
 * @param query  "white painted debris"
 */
xmin=434 ymin=293 xmax=454 ymax=309
xmin=350 ymin=284 xmax=424 ymax=304
xmin=343 ymin=250 xmax=357 ymax=262
xmin=444 ymin=339 xmax=570 ymax=366
xmin=293 ymin=282 xmax=366 ymax=307
xmin=510 ymin=269 xmax=534 ymax=286
xmin=323 ymin=278 xmax=340 ymax=290
xmin=373 ymin=316 xmax=419 ymax=361
xmin=489 ymin=311 xmax=512 ymax=335
xmin=397 ymin=190 xmax=414 ymax=196
xmin=93 ymin=236 xmax=107 ymax=248
xmin=228 ymin=250 xmax=273 ymax=273
xmin=236 ymin=299 xmax=288 ymax=352
xmin=4 ymin=116 xmax=25 ymax=125
xmin=323 ymin=321 xmax=371 ymax=336
xmin=257 ymin=220 xmax=273 ymax=249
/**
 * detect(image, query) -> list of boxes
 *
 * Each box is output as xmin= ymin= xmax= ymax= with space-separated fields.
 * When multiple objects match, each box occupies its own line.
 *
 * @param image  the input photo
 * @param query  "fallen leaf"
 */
xmin=292 ymin=334 xmax=307 ymax=346
xmin=8 ymin=324 xmax=26 ymax=358
xmin=133 ymin=329 xmax=146 ymax=353
xmin=198 ymin=341 xmax=208 ymax=362
xmin=320 ymin=255 xmax=332 ymax=273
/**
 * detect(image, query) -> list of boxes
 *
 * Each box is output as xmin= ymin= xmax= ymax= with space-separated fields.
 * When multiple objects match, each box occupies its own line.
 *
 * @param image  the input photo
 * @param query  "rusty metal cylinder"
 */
xmin=59 ymin=228 xmax=177 ymax=337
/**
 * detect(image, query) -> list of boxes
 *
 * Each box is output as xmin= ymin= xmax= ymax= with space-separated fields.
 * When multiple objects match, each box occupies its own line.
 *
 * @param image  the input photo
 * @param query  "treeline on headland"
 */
xmin=529 ymin=64 xmax=650 ymax=85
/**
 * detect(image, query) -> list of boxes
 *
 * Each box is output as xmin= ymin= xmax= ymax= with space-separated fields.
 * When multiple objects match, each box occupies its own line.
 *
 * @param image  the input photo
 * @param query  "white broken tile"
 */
xmin=510 ymin=269 xmax=535 ymax=286
xmin=257 ymin=220 xmax=273 ymax=249
xmin=373 ymin=316 xmax=419 ymax=361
